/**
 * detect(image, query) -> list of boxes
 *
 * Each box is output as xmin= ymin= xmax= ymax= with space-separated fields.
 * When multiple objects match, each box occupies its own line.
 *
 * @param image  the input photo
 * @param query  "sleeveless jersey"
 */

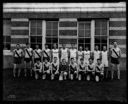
xmin=111 ymin=47 xmax=121 ymax=58
xmin=70 ymin=49 xmax=77 ymax=58
xmin=43 ymin=49 xmax=50 ymax=57
xmin=84 ymin=51 xmax=90 ymax=61
xmin=52 ymin=49 xmax=59 ymax=58
xmin=78 ymin=51 xmax=84 ymax=60
xmin=43 ymin=62 xmax=50 ymax=71
xmin=70 ymin=63 xmax=77 ymax=71
xmin=24 ymin=48 xmax=33 ymax=58
xmin=35 ymin=62 xmax=42 ymax=69
xmin=61 ymin=48 xmax=68 ymax=59
xmin=34 ymin=49 xmax=42 ymax=58
xmin=13 ymin=49 xmax=23 ymax=58
xmin=101 ymin=51 xmax=108 ymax=62
xmin=79 ymin=63 xmax=86 ymax=70
xmin=95 ymin=63 xmax=104 ymax=72
xmin=88 ymin=63 xmax=95 ymax=71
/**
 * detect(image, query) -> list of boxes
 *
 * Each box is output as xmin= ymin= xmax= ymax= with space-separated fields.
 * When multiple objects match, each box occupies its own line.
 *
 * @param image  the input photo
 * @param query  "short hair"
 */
xmin=71 ymin=58 xmax=74 ymax=60
xmin=97 ymin=58 xmax=101 ymax=61
xmin=54 ymin=57 xmax=57 ymax=59
xmin=89 ymin=58 xmax=93 ymax=61
xmin=16 ymin=43 xmax=20 ymax=46
xmin=80 ymin=58 xmax=84 ymax=61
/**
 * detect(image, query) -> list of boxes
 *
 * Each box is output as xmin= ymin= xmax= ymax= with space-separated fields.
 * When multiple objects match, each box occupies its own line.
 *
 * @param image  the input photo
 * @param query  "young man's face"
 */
xmin=95 ymin=46 xmax=99 ymax=50
xmin=79 ymin=46 xmax=82 ymax=51
xmin=26 ymin=44 xmax=29 ymax=48
xmin=62 ymin=59 xmax=66 ymax=64
xmin=37 ymin=60 xmax=40 ymax=64
xmin=45 ymin=45 xmax=48 ymax=49
xmin=114 ymin=42 xmax=117 ymax=48
xmin=89 ymin=59 xmax=93 ymax=64
xmin=53 ymin=44 xmax=57 ymax=48
xmin=80 ymin=59 xmax=84 ymax=64
xmin=44 ymin=59 xmax=48 ymax=63
xmin=103 ymin=46 xmax=107 ymax=51
xmin=97 ymin=60 xmax=101 ymax=65
xmin=85 ymin=47 xmax=88 ymax=51
xmin=36 ymin=45 xmax=39 ymax=49
xmin=71 ymin=59 xmax=74 ymax=63
xmin=71 ymin=44 xmax=75 ymax=49
xmin=54 ymin=57 xmax=57 ymax=62
xmin=62 ymin=44 xmax=66 ymax=49
xmin=16 ymin=45 xmax=20 ymax=49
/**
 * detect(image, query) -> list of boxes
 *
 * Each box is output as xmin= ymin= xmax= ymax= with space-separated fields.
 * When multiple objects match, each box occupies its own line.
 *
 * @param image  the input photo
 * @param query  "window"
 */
xmin=30 ymin=20 xmax=42 ymax=49
xmin=95 ymin=19 xmax=108 ymax=50
xmin=78 ymin=21 xmax=91 ymax=50
xmin=3 ymin=19 xmax=11 ymax=50
xmin=46 ymin=21 xmax=58 ymax=49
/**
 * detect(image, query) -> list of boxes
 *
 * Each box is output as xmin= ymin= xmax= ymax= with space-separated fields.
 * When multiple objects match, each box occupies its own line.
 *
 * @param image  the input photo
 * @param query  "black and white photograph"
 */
xmin=3 ymin=2 xmax=126 ymax=102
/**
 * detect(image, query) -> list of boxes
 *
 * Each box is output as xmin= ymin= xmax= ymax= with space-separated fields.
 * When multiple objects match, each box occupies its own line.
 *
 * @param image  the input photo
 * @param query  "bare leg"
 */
xmin=117 ymin=64 xmax=120 ymax=79
xmin=30 ymin=61 xmax=32 ymax=76
xmin=24 ymin=61 xmax=27 ymax=77
xmin=111 ymin=64 xmax=114 ymax=80
xmin=105 ymin=67 xmax=108 ymax=79
xmin=13 ymin=64 xmax=16 ymax=77
xmin=18 ymin=64 xmax=22 ymax=77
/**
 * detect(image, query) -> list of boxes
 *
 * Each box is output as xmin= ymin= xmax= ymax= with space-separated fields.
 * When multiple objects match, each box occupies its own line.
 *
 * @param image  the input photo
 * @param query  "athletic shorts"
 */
xmin=79 ymin=71 xmax=86 ymax=76
xmin=35 ymin=69 xmax=42 ymax=73
xmin=24 ymin=57 xmax=32 ymax=63
xmin=102 ymin=60 xmax=108 ymax=67
xmin=13 ymin=57 xmax=22 ymax=64
xmin=86 ymin=71 xmax=94 ymax=76
xmin=43 ymin=57 xmax=50 ymax=62
xmin=70 ymin=70 xmax=77 ymax=74
xmin=111 ymin=57 xmax=119 ymax=64
xmin=34 ymin=58 xmax=41 ymax=63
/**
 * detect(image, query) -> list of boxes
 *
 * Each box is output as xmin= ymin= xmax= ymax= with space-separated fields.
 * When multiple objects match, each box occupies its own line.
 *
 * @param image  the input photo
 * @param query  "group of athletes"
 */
xmin=12 ymin=41 xmax=121 ymax=82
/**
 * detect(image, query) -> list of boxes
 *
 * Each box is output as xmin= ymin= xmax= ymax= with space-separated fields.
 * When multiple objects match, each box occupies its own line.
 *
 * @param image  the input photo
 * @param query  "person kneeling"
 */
xmin=69 ymin=58 xmax=78 ymax=80
xmin=78 ymin=58 xmax=87 ymax=80
xmin=86 ymin=58 xmax=95 ymax=81
xmin=59 ymin=59 xmax=68 ymax=81
xmin=42 ymin=58 xmax=51 ymax=80
xmin=34 ymin=60 xmax=42 ymax=79
xmin=51 ymin=57 xmax=59 ymax=80
xmin=95 ymin=58 xmax=104 ymax=82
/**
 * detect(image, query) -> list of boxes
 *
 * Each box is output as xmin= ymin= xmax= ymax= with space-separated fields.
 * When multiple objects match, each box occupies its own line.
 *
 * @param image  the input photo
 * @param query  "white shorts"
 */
xmin=102 ymin=61 xmax=108 ymax=67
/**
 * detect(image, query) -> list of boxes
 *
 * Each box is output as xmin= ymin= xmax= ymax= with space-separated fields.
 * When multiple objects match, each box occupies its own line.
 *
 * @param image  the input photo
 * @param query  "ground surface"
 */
xmin=3 ymin=69 xmax=127 ymax=101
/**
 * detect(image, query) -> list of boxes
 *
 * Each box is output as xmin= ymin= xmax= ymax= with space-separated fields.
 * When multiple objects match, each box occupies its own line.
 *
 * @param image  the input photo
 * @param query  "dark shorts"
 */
xmin=70 ymin=70 xmax=77 ymax=74
xmin=111 ymin=57 xmax=119 ymax=64
xmin=34 ymin=58 xmax=41 ymax=63
xmin=79 ymin=71 xmax=86 ymax=76
xmin=13 ymin=57 xmax=22 ymax=64
xmin=24 ymin=57 xmax=32 ymax=63
xmin=86 ymin=71 xmax=94 ymax=76
xmin=43 ymin=57 xmax=50 ymax=62
xmin=95 ymin=72 xmax=103 ymax=76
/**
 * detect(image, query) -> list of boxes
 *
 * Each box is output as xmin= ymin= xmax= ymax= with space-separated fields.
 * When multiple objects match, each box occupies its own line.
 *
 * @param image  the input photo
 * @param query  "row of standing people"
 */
xmin=12 ymin=42 xmax=121 ymax=80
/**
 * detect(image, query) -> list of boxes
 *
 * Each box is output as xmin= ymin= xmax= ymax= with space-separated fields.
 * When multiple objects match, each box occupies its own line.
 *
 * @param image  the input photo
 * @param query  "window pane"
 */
xmin=6 ymin=36 xmax=11 ymax=42
xmin=78 ymin=38 xmax=84 ymax=43
xmin=59 ymin=22 xmax=77 ymax=27
xmin=30 ymin=27 xmax=36 ymax=35
xmin=101 ymin=36 xmax=107 ymax=43
xmin=78 ymin=30 xmax=84 ymax=37
xmin=85 ymin=30 xmax=91 ymax=37
xmin=37 ymin=36 xmax=42 ymax=43
xmin=79 ymin=23 xmax=84 ymax=30
xmin=31 ymin=43 xmax=36 ymax=49
xmin=46 ymin=38 xmax=52 ymax=43
xmin=46 ymin=30 xmax=52 ymax=37
xmin=31 ymin=36 xmax=36 ymax=43
xmin=95 ymin=36 xmax=100 ymax=43
xmin=46 ymin=22 xmax=52 ymax=29
xmin=53 ymin=30 xmax=58 ymax=37
xmin=3 ymin=20 xmax=11 ymax=36
xmin=31 ymin=20 xmax=36 ymax=27
xmin=84 ymin=23 xmax=90 ymax=30
xmin=53 ymin=22 xmax=58 ymax=30
xmin=84 ymin=38 xmax=90 ymax=43
xmin=37 ymin=27 xmax=42 ymax=35
xmin=37 ymin=20 xmax=42 ymax=27
xmin=52 ymin=38 xmax=58 ymax=43
xmin=59 ymin=30 xmax=77 ymax=36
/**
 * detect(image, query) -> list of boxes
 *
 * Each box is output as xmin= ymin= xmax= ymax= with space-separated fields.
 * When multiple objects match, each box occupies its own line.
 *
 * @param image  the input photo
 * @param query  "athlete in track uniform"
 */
xmin=93 ymin=45 xmax=101 ymax=64
xmin=13 ymin=44 xmax=23 ymax=77
xmin=101 ymin=46 xmax=109 ymax=78
xmin=95 ymin=58 xmax=104 ymax=82
xmin=86 ymin=58 xmax=95 ymax=81
xmin=51 ymin=43 xmax=59 ymax=63
xmin=33 ymin=60 xmax=42 ymax=79
xmin=78 ymin=58 xmax=87 ymax=80
xmin=43 ymin=44 xmax=51 ymax=62
xmin=69 ymin=44 xmax=77 ymax=63
xmin=110 ymin=42 xmax=121 ymax=80
xmin=23 ymin=43 xmax=33 ymax=77
xmin=77 ymin=46 xmax=84 ymax=64
xmin=42 ymin=58 xmax=51 ymax=80
xmin=59 ymin=59 xmax=69 ymax=80
xmin=33 ymin=45 xmax=42 ymax=63
xmin=60 ymin=44 xmax=69 ymax=63
xmin=84 ymin=46 xmax=91 ymax=65
xmin=51 ymin=57 xmax=59 ymax=80
xmin=69 ymin=58 xmax=78 ymax=80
